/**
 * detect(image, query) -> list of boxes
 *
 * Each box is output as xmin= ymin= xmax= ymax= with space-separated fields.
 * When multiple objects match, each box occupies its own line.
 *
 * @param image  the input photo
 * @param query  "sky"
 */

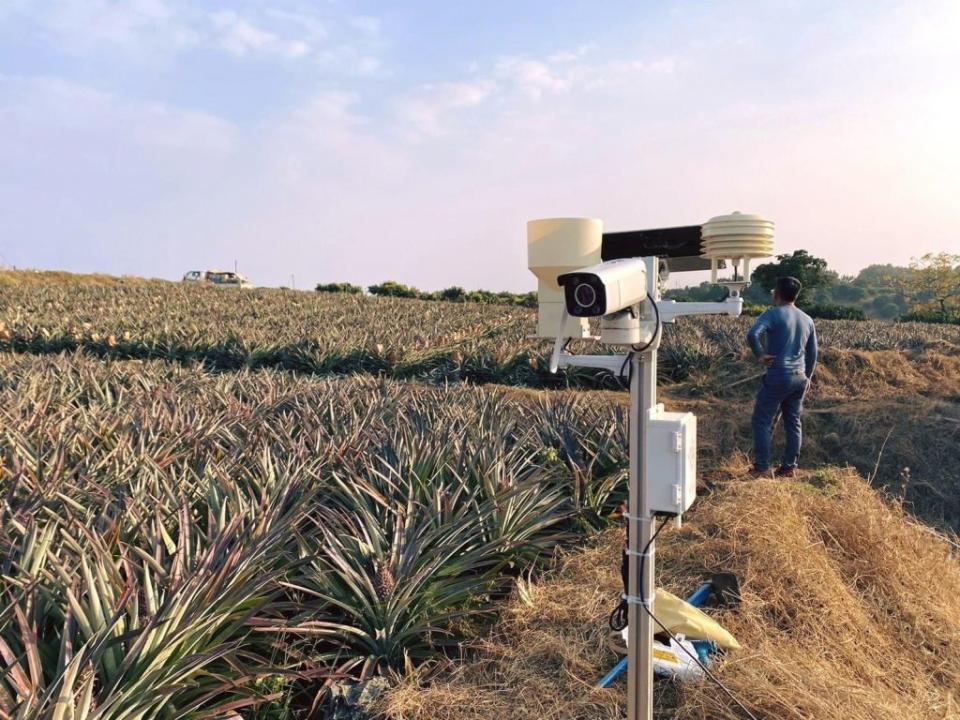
xmin=0 ymin=0 xmax=957 ymax=291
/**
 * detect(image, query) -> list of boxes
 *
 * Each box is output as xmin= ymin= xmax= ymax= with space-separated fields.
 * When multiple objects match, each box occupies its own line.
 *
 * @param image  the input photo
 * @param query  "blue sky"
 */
xmin=0 ymin=0 xmax=957 ymax=290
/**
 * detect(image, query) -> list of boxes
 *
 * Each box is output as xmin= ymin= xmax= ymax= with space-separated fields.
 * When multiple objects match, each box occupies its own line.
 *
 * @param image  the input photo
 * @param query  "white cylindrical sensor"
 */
xmin=527 ymin=218 xmax=603 ymax=338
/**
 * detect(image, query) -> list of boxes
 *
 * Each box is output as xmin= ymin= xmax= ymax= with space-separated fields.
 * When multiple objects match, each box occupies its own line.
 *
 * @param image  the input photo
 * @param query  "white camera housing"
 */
xmin=557 ymin=257 xmax=648 ymax=318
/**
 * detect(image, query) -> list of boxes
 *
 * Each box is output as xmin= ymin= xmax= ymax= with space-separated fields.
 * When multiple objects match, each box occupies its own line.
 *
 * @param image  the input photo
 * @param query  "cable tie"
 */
xmin=622 ymin=512 xmax=654 ymax=522
xmin=624 ymin=549 xmax=652 ymax=558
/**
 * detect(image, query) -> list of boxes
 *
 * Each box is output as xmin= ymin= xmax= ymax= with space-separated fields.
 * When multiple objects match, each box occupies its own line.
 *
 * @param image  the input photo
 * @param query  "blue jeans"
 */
xmin=752 ymin=371 xmax=809 ymax=471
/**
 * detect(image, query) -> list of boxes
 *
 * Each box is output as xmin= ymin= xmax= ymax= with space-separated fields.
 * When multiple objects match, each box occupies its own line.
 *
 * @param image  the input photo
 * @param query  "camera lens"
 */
xmin=573 ymin=283 xmax=597 ymax=309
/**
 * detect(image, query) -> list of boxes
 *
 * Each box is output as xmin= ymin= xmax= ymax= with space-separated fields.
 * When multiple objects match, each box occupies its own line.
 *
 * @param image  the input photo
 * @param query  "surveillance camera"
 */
xmin=557 ymin=257 xmax=648 ymax=317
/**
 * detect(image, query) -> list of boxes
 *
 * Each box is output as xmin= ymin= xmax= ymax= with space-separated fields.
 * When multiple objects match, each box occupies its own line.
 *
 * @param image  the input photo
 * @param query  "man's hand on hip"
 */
xmin=759 ymin=354 xmax=775 ymax=367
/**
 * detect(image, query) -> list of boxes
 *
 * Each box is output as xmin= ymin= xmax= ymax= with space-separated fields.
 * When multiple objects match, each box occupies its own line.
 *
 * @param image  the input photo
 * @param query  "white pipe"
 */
xmin=628 ymin=255 xmax=661 ymax=720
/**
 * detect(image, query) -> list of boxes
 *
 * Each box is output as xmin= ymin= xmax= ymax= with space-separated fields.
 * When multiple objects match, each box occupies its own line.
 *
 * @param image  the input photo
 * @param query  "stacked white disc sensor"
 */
xmin=700 ymin=211 xmax=775 ymax=286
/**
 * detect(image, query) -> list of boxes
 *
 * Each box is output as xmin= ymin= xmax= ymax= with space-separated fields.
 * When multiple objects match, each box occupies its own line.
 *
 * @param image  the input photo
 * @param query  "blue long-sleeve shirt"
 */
xmin=747 ymin=305 xmax=818 ymax=379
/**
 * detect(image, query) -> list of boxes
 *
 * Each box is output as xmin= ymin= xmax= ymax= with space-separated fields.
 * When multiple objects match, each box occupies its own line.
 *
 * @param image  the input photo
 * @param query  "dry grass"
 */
xmin=0 ymin=268 xmax=158 ymax=286
xmin=382 ymin=463 xmax=960 ymax=720
xmin=501 ymin=346 xmax=960 ymax=530
xmin=680 ymin=348 xmax=960 ymax=402
xmin=811 ymin=348 xmax=960 ymax=400
xmin=381 ymin=531 xmax=629 ymax=720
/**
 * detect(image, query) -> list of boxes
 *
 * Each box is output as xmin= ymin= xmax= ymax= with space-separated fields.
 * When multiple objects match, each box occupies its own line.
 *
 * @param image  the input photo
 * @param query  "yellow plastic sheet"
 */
xmin=654 ymin=588 xmax=741 ymax=650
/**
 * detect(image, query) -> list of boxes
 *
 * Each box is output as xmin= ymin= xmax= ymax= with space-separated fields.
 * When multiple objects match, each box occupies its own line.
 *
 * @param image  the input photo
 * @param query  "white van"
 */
xmin=182 ymin=270 xmax=251 ymax=288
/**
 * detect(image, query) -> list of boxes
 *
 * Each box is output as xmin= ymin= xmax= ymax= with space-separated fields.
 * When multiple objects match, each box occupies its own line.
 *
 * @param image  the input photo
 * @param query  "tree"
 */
xmin=894 ymin=253 xmax=960 ymax=319
xmin=826 ymin=281 xmax=866 ymax=304
xmin=869 ymin=295 xmax=904 ymax=321
xmin=367 ymin=281 xmax=422 ymax=299
xmin=749 ymin=250 xmax=837 ymax=301
xmin=315 ymin=282 xmax=363 ymax=294
xmin=853 ymin=263 xmax=914 ymax=289
xmin=439 ymin=286 xmax=467 ymax=302
xmin=663 ymin=281 xmax=726 ymax=303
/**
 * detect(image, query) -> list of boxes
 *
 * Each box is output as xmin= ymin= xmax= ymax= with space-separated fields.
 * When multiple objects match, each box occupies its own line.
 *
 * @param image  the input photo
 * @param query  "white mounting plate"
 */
xmin=553 ymin=351 xmax=629 ymax=376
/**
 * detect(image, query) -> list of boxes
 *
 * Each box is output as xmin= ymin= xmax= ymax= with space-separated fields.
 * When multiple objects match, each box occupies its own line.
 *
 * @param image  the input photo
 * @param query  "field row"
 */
xmin=0 ymin=353 xmax=628 ymax=717
xmin=2 ymin=279 xmax=958 ymax=385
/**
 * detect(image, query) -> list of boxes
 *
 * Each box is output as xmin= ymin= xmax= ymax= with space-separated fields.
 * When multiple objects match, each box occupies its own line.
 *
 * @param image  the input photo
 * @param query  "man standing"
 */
xmin=747 ymin=276 xmax=818 ymax=478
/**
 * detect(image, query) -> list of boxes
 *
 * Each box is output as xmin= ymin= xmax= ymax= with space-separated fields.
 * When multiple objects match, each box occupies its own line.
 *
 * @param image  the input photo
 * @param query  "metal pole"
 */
xmin=627 ymin=257 xmax=660 ymax=720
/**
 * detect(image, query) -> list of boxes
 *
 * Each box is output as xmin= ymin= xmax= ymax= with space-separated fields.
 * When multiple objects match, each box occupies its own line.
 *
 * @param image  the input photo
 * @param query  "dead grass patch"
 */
xmin=381 ymin=464 xmax=960 ymax=719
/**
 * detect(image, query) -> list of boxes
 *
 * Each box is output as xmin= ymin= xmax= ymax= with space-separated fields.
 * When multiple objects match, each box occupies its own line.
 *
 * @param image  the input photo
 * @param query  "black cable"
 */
xmin=636 ymin=515 xmax=670 ymax=612
xmin=608 ymin=515 xmax=669 ymax=631
xmin=631 ymin=293 xmax=662 ymax=354
xmin=608 ymin=514 xmax=760 ymax=719
xmin=618 ymin=350 xmax=635 ymax=385
xmin=617 ymin=293 xmax=661 ymax=384
xmin=639 ymin=520 xmax=760 ymax=720
xmin=642 ymin=605 xmax=760 ymax=720
xmin=608 ymin=583 xmax=628 ymax=631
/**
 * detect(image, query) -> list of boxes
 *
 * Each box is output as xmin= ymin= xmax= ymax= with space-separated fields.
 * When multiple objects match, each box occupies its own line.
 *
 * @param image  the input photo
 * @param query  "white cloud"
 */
xmin=392 ymin=48 xmax=675 ymax=136
xmin=493 ymin=50 xmax=678 ymax=98
xmin=3 ymin=1 xmax=379 ymax=68
xmin=0 ymin=75 xmax=237 ymax=154
xmin=17 ymin=0 xmax=198 ymax=57
xmin=495 ymin=58 xmax=570 ymax=99
xmin=394 ymin=80 xmax=497 ymax=137
xmin=547 ymin=46 xmax=588 ymax=64
xmin=210 ymin=10 xmax=276 ymax=56
xmin=209 ymin=9 xmax=311 ymax=59
xmin=263 ymin=7 xmax=327 ymax=42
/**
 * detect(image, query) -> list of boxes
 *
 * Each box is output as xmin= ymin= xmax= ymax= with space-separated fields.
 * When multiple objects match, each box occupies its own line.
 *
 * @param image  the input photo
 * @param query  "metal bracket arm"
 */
xmin=549 ymin=305 xmax=630 ymax=375
xmin=656 ymin=297 xmax=743 ymax=323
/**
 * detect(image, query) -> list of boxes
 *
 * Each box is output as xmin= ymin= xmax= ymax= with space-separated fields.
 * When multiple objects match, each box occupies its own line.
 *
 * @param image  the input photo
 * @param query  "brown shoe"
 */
xmin=777 ymin=466 xmax=797 ymax=478
xmin=748 ymin=467 xmax=774 ymax=479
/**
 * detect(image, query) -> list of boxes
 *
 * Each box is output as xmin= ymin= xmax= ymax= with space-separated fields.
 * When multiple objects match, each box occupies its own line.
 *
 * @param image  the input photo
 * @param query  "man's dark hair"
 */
xmin=775 ymin=276 xmax=802 ymax=303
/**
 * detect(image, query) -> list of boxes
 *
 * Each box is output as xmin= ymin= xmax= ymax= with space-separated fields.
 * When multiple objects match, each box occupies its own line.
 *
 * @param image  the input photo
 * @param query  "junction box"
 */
xmin=645 ymin=405 xmax=697 ymax=515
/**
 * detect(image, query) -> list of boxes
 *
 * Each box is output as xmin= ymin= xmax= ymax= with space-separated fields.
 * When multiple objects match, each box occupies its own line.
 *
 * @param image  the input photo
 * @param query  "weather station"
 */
xmin=527 ymin=213 xmax=775 ymax=720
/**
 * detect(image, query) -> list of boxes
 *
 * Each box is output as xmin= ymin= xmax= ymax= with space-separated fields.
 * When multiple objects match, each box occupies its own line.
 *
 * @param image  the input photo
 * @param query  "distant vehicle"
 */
xmin=182 ymin=270 xmax=251 ymax=288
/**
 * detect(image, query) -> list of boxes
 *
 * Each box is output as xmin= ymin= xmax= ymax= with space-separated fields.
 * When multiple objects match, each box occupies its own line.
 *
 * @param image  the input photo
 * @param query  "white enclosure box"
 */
xmin=645 ymin=405 xmax=697 ymax=515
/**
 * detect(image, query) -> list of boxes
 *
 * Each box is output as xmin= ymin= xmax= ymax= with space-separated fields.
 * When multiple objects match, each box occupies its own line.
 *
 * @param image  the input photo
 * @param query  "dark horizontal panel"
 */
xmin=602 ymin=225 xmax=704 ymax=261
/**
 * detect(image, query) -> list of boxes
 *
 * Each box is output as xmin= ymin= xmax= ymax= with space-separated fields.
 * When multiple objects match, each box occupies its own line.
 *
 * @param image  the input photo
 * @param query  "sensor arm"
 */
xmin=549 ymin=305 xmax=629 ymax=375
xmin=656 ymin=297 xmax=743 ymax=323
xmin=548 ymin=307 xmax=569 ymax=373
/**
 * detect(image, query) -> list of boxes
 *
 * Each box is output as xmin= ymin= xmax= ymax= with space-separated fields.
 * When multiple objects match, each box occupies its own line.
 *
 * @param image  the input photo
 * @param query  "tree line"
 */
xmin=666 ymin=250 xmax=960 ymax=323
xmin=315 ymin=281 xmax=537 ymax=308
xmin=317 ymin=251 xmax=960 ymax=324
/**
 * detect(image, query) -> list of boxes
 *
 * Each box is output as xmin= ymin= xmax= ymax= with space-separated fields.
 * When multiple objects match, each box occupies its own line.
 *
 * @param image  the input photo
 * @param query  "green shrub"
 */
xmin=315 ymin=282 xmax=364 ymax=294
xmin=899 ymin=310 xmax=960 ymax=325
xmin=803 ymin=304 xmax=867 ymax=320
xmin=739 ymin=302 xmax=866 ymax=320
xmin=439 ymin=286 xmax=468 ymax=302
xmin=368 ymin=281 xmax=423 ymax=298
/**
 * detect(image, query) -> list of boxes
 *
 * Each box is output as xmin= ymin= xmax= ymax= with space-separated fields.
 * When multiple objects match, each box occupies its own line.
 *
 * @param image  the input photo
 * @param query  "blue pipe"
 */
xmin=596 ymin=582 xmax=715 ymax=687
xmin=686 ymin=582 xmax=713 ymax=608
xmin=597 ymin=657 xmax=629 ymax=689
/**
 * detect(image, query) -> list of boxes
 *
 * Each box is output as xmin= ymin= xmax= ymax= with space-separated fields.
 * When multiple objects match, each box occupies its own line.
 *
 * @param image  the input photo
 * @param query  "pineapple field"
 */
xmin=0 ymin=353 xmax=631 ymax=718
xmin=2 ymin=272 xmax=959 ymax=385
xmin=1 ymin=271 xmax=958 ymax=719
